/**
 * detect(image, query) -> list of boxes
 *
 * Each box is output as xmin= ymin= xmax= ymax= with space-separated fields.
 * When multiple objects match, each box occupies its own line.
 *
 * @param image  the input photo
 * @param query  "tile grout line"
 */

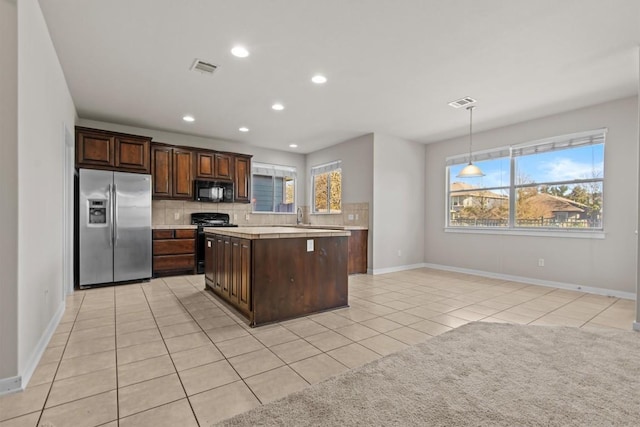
xmin=113 ymin=286 xmax=121 ymax=427
xmin=139 ymin=280 xmax=202 ymax=426
xmin=160 ymin=278 xmax=289 ymax=405
xmin=35 ymin=292 xmax=86 ymax=427
xmin=14 ymin=273 xmax=630 ymax=424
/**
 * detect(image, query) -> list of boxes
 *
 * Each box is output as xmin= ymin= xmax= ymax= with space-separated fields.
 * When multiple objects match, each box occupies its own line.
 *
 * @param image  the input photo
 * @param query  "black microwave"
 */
xmin=194 ymin=180 xmax=234 ymax=203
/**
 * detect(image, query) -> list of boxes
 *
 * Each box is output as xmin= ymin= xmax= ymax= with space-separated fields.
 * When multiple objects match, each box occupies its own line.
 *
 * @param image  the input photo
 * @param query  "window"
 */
xmin=311 ymin=160 xmax=342 ymax=213
xmin=251 ymin=163 xmax=296 ymax=213
xmin=446 ymin=129 xmax=605 ymax=231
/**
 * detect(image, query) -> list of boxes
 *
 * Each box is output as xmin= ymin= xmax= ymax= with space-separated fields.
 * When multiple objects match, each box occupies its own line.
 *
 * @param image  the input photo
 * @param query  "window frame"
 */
xmin=445 ymin=128 xmax=606 ymax=237
xmin=251 ymin=162 xmax=297 ymax=214
xmin=311 ymin=160 xmax=342 ymax=214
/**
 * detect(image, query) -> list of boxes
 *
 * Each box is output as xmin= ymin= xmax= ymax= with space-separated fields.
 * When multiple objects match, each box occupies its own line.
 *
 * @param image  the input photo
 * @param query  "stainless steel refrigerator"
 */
xmin=79 ymin=168 xmax=152 ymax=288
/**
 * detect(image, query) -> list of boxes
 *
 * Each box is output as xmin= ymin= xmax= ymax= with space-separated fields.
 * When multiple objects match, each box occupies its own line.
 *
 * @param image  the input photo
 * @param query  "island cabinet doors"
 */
xmin=204 ymin=234 xmax=252 ymax=317
xmin=231 ymin=238 xmax=251 ymax=314
xmin=205 ymin=236 xmax=215 ymax=283
xmin=214 ymin=235 xmax=232 ymax=295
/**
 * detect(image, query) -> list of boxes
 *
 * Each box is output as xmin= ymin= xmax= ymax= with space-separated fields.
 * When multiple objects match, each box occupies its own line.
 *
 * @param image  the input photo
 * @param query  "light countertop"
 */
xmin=152 ymin=225 xmax=198 ymax=230
xmin=292 ymin=224 xmax=368 ymax=231
xmin=203 ymin=226 xmax=350 ymax=239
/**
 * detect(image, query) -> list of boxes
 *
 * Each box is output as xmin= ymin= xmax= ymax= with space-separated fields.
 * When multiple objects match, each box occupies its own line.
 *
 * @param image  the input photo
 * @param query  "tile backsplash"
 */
xmin=152 ymin=200 xmax=369 ymax=228
xmin=307 ymin=202 xmax=369 ymax=227
xmin=152 ymin=200 xmax=297 ymax=226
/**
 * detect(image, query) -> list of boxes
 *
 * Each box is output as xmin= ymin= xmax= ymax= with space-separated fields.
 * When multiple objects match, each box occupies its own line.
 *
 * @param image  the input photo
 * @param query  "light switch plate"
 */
xmin=207 ymin=241 xmax=211 ymax=248
xmin=348 ymin=214 xmax=354 ymax=220
xmin=307 ymin=239 xmax=314 ymax=252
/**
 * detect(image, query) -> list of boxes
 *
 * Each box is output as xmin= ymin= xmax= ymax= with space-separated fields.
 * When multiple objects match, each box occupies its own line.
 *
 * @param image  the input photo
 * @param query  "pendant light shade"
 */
xmin=457 ymin=162 xmax=485 ymax=178
xmin=456 ymin=105 xmax=485 ymax=178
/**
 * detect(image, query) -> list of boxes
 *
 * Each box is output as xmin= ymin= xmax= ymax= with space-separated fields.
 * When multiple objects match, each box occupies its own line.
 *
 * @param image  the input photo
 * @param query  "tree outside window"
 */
xmin=312 ymin=162 xmax=342 ymax=213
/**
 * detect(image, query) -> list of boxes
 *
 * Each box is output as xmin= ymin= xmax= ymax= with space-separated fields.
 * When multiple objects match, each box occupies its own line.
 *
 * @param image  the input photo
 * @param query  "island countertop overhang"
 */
xmin=202 ymin=226 xmax=350 ymax=239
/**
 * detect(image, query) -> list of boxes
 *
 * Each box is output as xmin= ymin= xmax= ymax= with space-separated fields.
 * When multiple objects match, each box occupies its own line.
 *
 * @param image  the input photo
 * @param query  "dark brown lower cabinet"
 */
xmin=233 ymin=238 xmax=251 ymax=314
xmin=205 ymin=236 xmax=215 ymax=283
xmin=348 ymin=230 xmax=368 ymax=274
xmin=152 ymin=229 xmax=196 ymax=276
xmin=204 ymin=233 xmax=348 ymax=326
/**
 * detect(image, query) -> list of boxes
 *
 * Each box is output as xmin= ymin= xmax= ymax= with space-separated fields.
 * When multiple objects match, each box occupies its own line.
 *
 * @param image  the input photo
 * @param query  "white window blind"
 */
xmin=445 ymin=128 xmax=606 ymax=166
xmin=446 ymin=148 xmax=510 ymax=167
xmin=511 ymin=128 xmax=606 ymax=157
xmin=311 ymin=160 xmax=342 ymax=175
xmin=252 ymin=162 xmax=297 ymax=178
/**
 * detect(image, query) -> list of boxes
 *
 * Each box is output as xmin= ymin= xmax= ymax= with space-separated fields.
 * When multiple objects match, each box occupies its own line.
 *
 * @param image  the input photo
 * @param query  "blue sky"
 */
xmin=450 ymin=144 xmax=604 ymax=189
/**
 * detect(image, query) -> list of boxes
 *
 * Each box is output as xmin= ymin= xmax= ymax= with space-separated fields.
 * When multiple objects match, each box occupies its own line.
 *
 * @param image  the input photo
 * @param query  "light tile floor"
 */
xmin=0 ymin=268 xmax=635 ymax=426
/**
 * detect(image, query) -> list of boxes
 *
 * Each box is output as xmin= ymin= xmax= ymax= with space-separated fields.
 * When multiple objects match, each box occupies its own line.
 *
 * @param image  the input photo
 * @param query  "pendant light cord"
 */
xmin=467 ymin=105 xmax=474 ymax=163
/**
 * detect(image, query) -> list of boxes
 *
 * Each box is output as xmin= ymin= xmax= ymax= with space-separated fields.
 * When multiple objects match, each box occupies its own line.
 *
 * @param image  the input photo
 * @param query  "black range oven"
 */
xmin=191 ymin=212 xmax=238 ymax=274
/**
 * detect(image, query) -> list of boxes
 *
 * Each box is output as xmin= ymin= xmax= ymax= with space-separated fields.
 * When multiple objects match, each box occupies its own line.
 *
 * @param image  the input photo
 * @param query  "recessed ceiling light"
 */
xmin=183 ymin=115 xmax=195 ymax=122
xmin=272 ymin=103 xmax=284 ymax=111
xmin=231 ymin=46 xmax=249 ymax=58
xmin=311 ymin=75 xmax=327 ymax=84
xmin=289 ymin=144 xmax=298 ymax=148
xmin=239 ymin=127 xmax=249 ymax=132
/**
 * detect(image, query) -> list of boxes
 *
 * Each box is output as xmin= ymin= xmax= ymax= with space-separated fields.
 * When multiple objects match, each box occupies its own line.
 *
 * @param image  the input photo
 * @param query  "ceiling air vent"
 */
xmin=190 ymin=59 xmax=218 ymax=75
xmin=448 ymin=96 xmax=477 ymax=108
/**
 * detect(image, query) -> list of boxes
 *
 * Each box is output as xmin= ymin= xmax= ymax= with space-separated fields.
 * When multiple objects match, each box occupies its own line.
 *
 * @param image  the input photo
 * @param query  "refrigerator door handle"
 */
xmin=113 ymin=183 xmax=119 ymax=247
xmin=108 ymin=183 xmax=113 ymax=248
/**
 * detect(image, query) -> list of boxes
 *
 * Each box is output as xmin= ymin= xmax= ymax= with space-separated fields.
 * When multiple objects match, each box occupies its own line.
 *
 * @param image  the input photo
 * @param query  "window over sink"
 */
xmin=251 ymin=163 xmax=296 ymax=213
xmin=311 ymin=160 xmax=342 ymax=214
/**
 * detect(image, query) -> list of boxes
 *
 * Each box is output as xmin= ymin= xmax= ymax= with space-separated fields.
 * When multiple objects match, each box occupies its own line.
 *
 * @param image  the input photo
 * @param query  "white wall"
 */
xmin=425 ymin=97 xmax=638 ymax=296
xmin=17 ymin=0 xmax=76 ymax=381
xmin=77 ymin=119 xmax=307 ymax=204
xmin=0 ymin=0 xmax=19 ymax=385
xmin=305 ymin=134 xmax=374 ymax=266
xmin=636 ymin=51 xmax=640 ymax=327
xmin=372 ymin=134 xmax=426 ymax=272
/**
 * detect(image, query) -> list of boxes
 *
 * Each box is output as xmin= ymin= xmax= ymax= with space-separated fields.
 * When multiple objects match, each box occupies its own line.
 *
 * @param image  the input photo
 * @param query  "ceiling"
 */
xmin=40 ymin=0 xmax=640 ymax=154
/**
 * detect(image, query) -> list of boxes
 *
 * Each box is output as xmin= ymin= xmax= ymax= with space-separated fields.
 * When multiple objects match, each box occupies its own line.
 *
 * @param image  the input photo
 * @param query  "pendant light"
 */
xmin=457 ymin=105 xmax=485 ymax=178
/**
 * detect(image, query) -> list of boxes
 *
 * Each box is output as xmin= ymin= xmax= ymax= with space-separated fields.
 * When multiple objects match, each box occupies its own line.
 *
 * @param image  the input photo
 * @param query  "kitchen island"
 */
xmin=203 ymin=227 xmax=350 ymax=326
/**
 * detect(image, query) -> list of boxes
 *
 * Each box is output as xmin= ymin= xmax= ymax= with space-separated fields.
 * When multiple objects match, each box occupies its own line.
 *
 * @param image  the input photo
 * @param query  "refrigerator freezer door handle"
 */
xmin=113 ymin=183 xmax=119 ymax=247
xmin=108 ymin=184 xmax=113 ymax=248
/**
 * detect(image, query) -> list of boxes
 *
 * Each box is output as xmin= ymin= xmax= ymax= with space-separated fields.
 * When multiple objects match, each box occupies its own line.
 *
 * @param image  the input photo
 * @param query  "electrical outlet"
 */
xmin=174 ymin=212 xmax=180 ymax=220
xmin=234 ymin=213 xmax=238 ymax=221
xmin=355 ymin=213 xmax=359 ymax=220
xmin=245 ymin=213 xmax=250 ymax=221
xmin=397 ymin=249 xmax=402 ymax=257
xmin=307 ymin=239 xmax=314 ymax=252
xmin=538 ymin=258 xmax=544 ymax=267
xmin=348 ymin=214 xmax=354 ymax=220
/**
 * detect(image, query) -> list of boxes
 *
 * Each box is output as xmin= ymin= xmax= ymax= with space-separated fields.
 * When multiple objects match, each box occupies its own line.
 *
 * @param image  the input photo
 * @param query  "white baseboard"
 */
xmin=0 ymin=375 xmax=22 ymax=396
xmin=423 ymin=263 xmax=636 ymax=300
xmin=19 ymin=299 xmax=66 ymax=390
xmin=370 ymin=263 xmax=427 ymax=276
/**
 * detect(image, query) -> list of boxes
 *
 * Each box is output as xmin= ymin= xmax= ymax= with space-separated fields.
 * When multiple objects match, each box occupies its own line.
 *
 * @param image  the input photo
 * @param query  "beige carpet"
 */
xmin=218 ymin=322 xmax=640 ymax=426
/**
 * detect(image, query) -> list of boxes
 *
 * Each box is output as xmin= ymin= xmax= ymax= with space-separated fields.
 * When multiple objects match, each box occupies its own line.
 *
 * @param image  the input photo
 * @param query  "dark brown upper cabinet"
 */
xmin=195 ymin=152 xmax=215 ymax=179
xmin=214 ymin=153 xmax=233 ymax=180
xmin=151 ymin=143 xmax=193 ymax=199
xmin=234 ymin=155 xmax=251 ymax=203
xmin=196 ymin=152 xmax=233 ymax=181
xmin=76 ymin=127 xmax=150 ymax=173
xmin=115 ymin=136 xmax=150 ymax=172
